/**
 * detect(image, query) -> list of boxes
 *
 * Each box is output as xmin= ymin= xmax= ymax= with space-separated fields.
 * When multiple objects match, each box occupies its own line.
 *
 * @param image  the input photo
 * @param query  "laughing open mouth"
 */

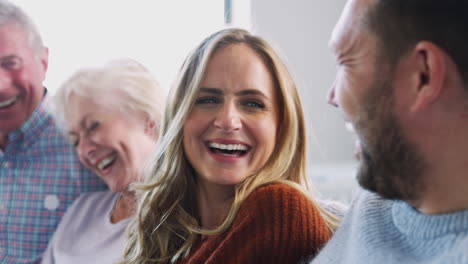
xmin=0 ymin=96 xmax=18 ymax=109
xmin=207 ymin=142 xmax=250 ymax=157
xmin=97 ymin=153 xmax=117 ymax=171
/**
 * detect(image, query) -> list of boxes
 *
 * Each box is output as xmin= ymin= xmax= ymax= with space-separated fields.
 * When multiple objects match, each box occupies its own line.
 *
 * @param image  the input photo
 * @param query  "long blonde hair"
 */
xmin=121 ymin=28 xmax=338 ymax=264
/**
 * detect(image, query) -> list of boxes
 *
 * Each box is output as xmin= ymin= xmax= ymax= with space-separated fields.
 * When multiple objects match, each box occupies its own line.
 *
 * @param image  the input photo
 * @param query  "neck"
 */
xmin=408 ymin=125 xmax=468 ymax=214
xmin=402 ymin=93 xmax=468 ymax=215
xmin=411 ymin=162 xmax=468 ymax=215
xmin=196 ymin=180 xmax=235 ymax=230
xmin=110 ymin=191 xmax=136 ymax=223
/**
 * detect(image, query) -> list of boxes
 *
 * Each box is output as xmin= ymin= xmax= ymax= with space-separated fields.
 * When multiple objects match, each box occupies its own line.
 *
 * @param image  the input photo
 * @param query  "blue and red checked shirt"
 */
xmin=0 ymin=97 xmax=107 ymax=263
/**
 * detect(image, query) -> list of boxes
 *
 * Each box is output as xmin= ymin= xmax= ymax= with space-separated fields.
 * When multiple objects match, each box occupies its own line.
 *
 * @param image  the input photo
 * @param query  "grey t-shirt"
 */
xmin=41 ymin=191 xmax=132 ymax=264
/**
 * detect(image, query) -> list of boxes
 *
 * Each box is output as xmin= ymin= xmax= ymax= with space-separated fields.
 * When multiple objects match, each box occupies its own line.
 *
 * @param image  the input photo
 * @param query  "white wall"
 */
xmin=12 ymin=0 xmax=225 ymax=94
xmin=250 ymin=0 xmax=353 ymax=164
xmin=250 ymin=0 xmax=358 ymax=201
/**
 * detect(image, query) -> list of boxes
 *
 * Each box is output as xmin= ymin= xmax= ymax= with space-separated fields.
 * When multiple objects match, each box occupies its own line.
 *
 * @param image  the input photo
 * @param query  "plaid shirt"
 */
xmin=0 ymin=97 xmax=107 ymax=263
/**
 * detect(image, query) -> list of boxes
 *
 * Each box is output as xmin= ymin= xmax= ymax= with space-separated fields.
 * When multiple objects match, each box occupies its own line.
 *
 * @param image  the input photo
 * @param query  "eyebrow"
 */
xmin=67 ymin=113 xmax=92 ymax=135
xmin=199 ymin=87 xmax=223 ymax=95
xmin=0 ymin=55 xmax=18 ymax=60
xmin=199 ymin=87 xmax=269 ymax=99
xmin=236 ymin=89 xmax=268 ymax=99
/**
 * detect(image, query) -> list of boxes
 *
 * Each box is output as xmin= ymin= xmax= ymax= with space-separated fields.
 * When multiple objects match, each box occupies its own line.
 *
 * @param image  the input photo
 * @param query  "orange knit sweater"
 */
xmin=177 ymin=183 xmax=331 ymax=264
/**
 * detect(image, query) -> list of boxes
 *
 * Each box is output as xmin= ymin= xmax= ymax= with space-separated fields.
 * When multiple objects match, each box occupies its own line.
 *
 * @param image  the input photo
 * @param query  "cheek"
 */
xmin=17 ymin=67 xmax=41 ymax=89
xmin=251 ymin=117 xmax=278 ymax=153
xmin=335 ymin=75 xmax=364 ymax=119
xmin=184 ymin=110 xmax=210 ymax=138
xmin=182 ymin=116 xmax=202 ymax=158
xmin=183 ymin=117 xmax=196 ymax=145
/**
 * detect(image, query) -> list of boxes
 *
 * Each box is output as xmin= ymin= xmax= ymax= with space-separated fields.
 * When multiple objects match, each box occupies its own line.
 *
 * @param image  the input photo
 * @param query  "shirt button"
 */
xmin=2 ymin=161 xmax=11 ymax=168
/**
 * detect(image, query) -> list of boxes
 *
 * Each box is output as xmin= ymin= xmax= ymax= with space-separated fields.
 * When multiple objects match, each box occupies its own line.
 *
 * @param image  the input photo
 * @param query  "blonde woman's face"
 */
xmin=183 ymin=43 xmax=279 ymax=188
xmin=66 ymin=96 xmax=157 ymax=192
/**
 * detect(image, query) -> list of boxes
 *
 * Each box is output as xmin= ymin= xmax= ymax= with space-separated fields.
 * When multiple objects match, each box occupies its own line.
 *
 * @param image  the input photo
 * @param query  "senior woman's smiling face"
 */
xmin=66 ymin=96 xmax=157 ymax=192
xmin=183 ymin=43 xmax=279 ymax=188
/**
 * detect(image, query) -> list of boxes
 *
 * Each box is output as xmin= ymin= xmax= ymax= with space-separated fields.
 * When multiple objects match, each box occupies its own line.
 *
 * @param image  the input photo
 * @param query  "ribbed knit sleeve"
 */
xmin=179 ymin=183 xmax=331 ymax=264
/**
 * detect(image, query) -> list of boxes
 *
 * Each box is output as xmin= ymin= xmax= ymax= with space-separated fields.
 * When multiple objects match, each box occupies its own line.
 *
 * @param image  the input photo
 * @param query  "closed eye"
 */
xmin=86 ymin=121 xmax=100 ymax=134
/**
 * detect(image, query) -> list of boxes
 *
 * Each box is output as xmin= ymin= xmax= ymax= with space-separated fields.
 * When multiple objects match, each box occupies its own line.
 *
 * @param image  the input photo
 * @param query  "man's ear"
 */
xmin=40 ymin=47 xmax=49 ymax=71
xmin=410 ymin=41 xmax=446 ymax=112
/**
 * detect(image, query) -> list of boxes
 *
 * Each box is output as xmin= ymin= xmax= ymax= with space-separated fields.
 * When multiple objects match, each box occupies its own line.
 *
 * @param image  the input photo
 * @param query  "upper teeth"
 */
xmin=0 ymin=96 xmax=18 ymax=108
xmin=97 ymin=153 xmax=117 ymax=170
xmin=208 ymin=142 xmax=248 ymax=151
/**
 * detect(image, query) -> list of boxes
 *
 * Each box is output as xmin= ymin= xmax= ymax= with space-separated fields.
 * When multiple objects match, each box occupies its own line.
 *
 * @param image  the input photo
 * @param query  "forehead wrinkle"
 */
xmin=332 ymin=25 xmax=367 ymax=64
xmin=331 ymin=0 xmax=374 ymax=60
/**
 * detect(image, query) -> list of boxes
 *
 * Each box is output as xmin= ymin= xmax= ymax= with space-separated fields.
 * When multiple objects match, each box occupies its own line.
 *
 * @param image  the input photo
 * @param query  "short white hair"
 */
xmin=53 ymin=58 xmax=165 ymax=131
xmin=0 ymin=0 xmax=44 ymax=52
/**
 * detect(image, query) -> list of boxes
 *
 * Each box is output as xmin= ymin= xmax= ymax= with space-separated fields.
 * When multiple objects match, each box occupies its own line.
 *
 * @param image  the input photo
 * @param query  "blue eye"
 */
xmin=195 ymin=97 xmax=220 ymax=105
xmin=242 ymin=100 xmax=265 ymax=109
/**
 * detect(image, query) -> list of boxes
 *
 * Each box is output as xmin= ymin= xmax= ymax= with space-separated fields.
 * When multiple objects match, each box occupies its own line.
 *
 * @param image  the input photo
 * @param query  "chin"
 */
xmin=201 ymin=173 xmax=247 ymax=187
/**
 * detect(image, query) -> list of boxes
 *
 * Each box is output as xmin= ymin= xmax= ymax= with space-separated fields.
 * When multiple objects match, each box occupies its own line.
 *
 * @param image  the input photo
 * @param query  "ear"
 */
xmin=144 ymin=118 xmax=157 ymax=136
xmin=39 ymin=47 xmax=49 ymax=71
xmin=410 ymin=41 xmax=446 ymax=112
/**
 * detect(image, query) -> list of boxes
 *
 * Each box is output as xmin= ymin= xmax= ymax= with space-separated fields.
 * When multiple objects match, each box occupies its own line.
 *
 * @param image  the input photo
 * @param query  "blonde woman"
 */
xmin=121 ymin=29 xmax=337 ymax=264
xmin=42 ymin=59 xmax=165 ymax=264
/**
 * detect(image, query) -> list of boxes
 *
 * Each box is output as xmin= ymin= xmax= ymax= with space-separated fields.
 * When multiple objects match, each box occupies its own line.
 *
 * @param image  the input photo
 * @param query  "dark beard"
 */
xmin=355 ymin=77 xmax=426 ymax=201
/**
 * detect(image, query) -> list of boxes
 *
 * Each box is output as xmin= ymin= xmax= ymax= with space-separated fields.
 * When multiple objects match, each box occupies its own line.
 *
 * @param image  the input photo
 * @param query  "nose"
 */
xmin=214 ymin=102 xmax=242 ymax=132
xmin=76 ymin=136 xmax=96 ymax=165
xmin=327 ymin=82 xmax=338 ymax=107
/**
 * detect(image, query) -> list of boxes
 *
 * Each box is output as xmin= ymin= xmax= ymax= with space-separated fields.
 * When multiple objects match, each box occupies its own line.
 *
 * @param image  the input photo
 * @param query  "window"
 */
xmin=225 ymin=0 xmax=251 ymax=29
xmin=14 ymin=0 xmax=226 ymax=94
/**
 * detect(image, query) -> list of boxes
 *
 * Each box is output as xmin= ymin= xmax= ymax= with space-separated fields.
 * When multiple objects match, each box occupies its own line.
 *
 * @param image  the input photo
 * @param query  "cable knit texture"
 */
xmin=178 ymin=183 xmax=331 ymax=264
xmin=311 ymin=190 xmax=468 ymax=264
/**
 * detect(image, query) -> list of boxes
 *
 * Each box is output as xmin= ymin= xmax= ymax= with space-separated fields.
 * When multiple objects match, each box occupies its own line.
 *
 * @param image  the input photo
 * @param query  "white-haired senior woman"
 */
xmin=41 ymin=59 xmax=165 ymax=264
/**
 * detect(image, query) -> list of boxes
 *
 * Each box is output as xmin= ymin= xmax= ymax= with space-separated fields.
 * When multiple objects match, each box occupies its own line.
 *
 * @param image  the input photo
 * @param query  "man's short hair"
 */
xmin=366 ymin=0 xmax=468 ymax=86
xmin=0 ymin=0 xmax=44 ymax=52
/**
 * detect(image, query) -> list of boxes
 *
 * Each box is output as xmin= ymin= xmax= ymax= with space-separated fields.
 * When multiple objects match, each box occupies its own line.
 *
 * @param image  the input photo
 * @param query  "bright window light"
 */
xmin=227 ymin=0 xmax=251 ymax=30
xmin=13 ymin=0 xmax=225 ymax=94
